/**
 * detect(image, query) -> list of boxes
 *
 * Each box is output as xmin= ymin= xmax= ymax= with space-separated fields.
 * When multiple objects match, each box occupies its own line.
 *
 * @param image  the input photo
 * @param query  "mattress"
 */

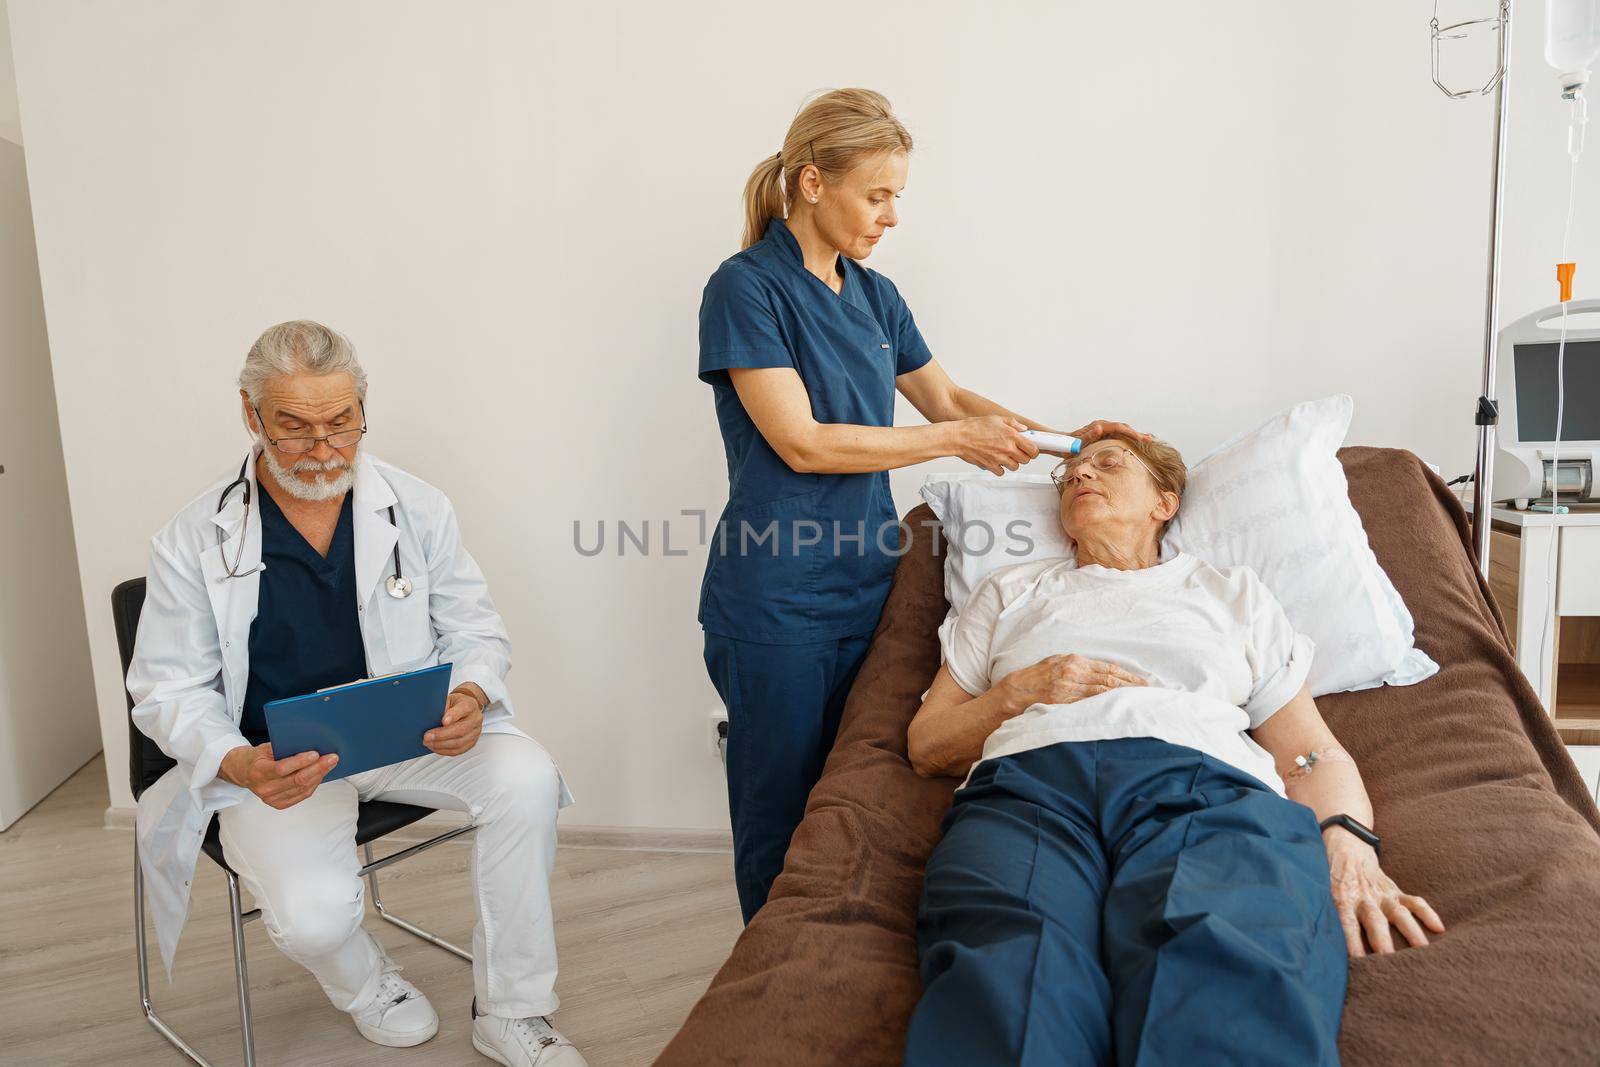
xmin=657 ymin=447 xmax=1600 ymax=1066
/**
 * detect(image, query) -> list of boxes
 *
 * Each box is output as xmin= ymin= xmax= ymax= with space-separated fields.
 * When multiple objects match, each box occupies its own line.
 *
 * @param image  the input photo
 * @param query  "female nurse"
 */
xmin=697 ymin=88 xmax=1144 ymax=922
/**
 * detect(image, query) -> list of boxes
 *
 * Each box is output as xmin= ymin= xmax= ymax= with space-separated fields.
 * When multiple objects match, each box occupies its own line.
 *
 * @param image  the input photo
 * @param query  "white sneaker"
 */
xmin=349 ymin=964 xmax=439 ymax=1048
xmin=472 ymin=1005 xmax=588 ymax=1067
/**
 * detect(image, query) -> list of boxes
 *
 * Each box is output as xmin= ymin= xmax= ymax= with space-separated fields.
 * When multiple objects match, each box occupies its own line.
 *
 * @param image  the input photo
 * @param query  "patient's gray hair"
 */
xmin=239 ymin=320 xmax=367 ymax=404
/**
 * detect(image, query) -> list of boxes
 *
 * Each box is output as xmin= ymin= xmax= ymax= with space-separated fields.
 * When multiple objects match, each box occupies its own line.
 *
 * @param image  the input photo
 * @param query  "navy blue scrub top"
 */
xmin=697 ymin=218 xmax=934 ymax=644
xmin=240 ymin=485 xmax=370 ymax=747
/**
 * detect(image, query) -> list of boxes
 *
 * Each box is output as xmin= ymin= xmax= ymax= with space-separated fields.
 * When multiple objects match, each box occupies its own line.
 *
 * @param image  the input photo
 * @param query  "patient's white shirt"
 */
xmin=941 ymin=552 xmax=1314 ymax=795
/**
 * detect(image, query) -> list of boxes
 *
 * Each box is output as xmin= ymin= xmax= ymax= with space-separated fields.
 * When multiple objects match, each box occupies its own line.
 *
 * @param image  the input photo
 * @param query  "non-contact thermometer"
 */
xmin=1020 ymin=430 xmax=1082 ymax=454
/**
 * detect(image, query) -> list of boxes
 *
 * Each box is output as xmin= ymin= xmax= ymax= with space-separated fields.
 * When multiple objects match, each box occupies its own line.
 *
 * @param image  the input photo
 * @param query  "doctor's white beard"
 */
xmin=259 ymin=440 xmax=357 ymax=502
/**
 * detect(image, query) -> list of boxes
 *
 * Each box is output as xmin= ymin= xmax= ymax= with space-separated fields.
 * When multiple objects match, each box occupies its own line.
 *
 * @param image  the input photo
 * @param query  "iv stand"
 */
xmin=1433 ymin=0 xmax=1514 ymax=578
xmin=1472 ymin=2 xmax=1514 ymax=579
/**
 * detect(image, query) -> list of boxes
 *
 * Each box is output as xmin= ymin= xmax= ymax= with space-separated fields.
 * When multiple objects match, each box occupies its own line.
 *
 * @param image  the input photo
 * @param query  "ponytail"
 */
xmin=741 ymin=153 xmax=787 ymax=250
xmin=737 ymin=89 xmax=913 ymax=251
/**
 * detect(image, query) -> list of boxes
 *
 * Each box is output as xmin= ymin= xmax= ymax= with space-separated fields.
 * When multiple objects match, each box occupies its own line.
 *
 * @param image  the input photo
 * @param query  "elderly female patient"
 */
xmin=902 ymin=436 xmax=1444 ymax=1067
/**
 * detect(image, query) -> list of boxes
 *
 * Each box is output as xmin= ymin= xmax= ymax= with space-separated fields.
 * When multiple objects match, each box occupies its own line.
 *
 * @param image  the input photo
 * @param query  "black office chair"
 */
xmin=115 ymin=577 xmax=478 ymax=1067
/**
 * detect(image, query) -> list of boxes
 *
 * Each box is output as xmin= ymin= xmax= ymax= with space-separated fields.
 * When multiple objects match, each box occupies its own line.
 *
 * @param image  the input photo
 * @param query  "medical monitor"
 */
xmin=1491 ymin=301 xmax=1600 ymax=503
xmin=1512 ymin=340 xmax=1600 ymax=442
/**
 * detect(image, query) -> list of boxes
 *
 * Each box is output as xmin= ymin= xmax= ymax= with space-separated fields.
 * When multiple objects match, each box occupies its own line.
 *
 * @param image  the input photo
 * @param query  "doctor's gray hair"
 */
xmin=238 ymin=320 xmax=368 ymax=404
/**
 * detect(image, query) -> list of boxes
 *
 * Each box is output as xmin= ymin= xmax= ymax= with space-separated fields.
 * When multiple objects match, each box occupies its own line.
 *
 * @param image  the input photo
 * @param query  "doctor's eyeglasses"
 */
xmin=1052 ymin=447 xmax=1154 ymax=490
xmin=252 ymin=403 xmax=368 ymax=454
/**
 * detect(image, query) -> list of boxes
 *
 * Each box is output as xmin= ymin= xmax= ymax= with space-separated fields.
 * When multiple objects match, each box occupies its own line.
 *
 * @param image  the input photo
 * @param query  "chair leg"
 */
xmin=136 ymin=827 xmax=476 ymax=1064
xmin=226 ymin=872 xmax=257 ymax=1067
xmin=362 ymin=840 xmax=473 ymax=961
xmin=134 ymin=840 xmax=216 ymax=1065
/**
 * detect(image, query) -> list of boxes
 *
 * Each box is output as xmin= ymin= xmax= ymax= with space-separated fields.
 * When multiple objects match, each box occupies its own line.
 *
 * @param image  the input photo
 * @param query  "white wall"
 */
xmin=0 ymin=0 xmax=20 ymax=145
xmin=1501 ymin=3 xmax=1597 ymax=320
xmin=0 ymin=135 xmax=99 ymax=828
xmin=9 ymin=1 xmax=1593 ymax=827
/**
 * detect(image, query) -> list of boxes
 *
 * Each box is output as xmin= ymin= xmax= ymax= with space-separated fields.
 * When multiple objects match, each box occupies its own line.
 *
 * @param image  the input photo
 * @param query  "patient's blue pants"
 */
xmin=703 ymin=632 xmax=873 ymax=923
xmin=904 ymin=738 xmax=1346 ymax=1067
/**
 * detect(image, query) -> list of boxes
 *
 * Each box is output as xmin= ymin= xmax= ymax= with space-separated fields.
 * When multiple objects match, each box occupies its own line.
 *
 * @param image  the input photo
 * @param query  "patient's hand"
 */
xmin=999 ymin=654 xmax=1147 ymax=709
xmin=1326 ymin=832 xmax=1445 ymax=957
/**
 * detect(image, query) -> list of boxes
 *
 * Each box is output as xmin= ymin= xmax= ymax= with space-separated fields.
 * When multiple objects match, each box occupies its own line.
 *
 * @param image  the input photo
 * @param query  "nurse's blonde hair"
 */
xmin=741 ymin=88 xmax=913 ymax=250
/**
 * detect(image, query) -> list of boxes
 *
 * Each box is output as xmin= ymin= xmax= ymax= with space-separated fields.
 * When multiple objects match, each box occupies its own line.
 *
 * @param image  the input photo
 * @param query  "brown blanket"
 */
xmin=658 ymin=448 xmax=1600 ymax=1066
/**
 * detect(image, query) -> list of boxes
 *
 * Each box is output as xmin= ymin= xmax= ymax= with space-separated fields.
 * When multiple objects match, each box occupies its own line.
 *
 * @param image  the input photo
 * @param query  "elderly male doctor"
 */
xmin=128 ymin=321 xmax=586 ymax=1067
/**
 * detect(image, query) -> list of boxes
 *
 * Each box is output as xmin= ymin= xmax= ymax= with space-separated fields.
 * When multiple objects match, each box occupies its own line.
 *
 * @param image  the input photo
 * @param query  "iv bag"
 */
xmin=1547 ymin=0 xmax=1600 ymax=76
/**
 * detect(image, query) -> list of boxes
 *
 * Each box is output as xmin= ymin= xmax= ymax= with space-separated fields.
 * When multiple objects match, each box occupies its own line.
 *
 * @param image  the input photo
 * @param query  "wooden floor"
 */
xmin=0 ymin=756 xmax=743 ymax=1066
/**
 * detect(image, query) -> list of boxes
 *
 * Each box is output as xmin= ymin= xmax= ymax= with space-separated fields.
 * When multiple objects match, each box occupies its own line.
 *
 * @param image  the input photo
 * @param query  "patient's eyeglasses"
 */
xmin=1052 ymin=447 xmax=1154 ymax=490
xmin=253 ymin=402 xmax=368 ymax=454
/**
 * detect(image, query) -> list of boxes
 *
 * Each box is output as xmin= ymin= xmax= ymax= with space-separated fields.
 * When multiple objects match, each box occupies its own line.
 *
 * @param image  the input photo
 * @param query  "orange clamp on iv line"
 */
xmin=1557 ymin=262 xmax=1577 ymax=302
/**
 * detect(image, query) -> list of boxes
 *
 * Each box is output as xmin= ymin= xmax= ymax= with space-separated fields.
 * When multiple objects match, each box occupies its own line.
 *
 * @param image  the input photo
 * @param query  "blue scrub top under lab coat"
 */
xmin=240 ymin=485 xmax=370 ymax=746
xmin=697 ymin=218 xmax=934 ymax=643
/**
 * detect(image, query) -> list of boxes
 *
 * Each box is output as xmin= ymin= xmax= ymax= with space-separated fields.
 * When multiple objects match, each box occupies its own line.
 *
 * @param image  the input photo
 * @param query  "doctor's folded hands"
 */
xmin=126 ymin=320 xmax=587 ymax=1067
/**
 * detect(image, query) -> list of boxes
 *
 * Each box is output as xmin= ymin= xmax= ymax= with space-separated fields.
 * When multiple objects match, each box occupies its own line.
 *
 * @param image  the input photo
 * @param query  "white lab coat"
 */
xmin=128 ymin=447 xmax=570 ymax=976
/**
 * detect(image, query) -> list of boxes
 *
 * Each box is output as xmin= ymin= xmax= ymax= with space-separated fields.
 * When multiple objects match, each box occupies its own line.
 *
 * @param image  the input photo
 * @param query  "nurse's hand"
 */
xmin=219 ymin=743 xmax=339 ymax=809
xmin=998 ymin=653 xmax=1147 ymax=710
xmin=954 ymin=415 xmax=1038 ymax=475
xmin=425 ymin=684 xmax=485 ymax=756
xmin=1068 ymin=419 xmax=1154 ymax=446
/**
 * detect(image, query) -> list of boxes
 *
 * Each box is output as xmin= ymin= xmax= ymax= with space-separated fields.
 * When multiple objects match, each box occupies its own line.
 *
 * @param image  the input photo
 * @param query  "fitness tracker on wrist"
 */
xmin=1319 ymin=814 xmax=1381 ymax=855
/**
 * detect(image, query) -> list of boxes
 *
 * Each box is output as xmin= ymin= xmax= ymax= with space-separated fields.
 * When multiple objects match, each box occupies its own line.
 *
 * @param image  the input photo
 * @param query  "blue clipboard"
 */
xmin=264 ymin=663 xmax=453 ymax=781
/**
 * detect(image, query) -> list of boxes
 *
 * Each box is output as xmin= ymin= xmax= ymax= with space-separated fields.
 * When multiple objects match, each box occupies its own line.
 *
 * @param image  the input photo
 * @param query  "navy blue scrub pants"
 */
xmin=905 ymin=738 xmax=1346 ymax=1067
xmin=703 ymin=631 xmax=873 ymax=923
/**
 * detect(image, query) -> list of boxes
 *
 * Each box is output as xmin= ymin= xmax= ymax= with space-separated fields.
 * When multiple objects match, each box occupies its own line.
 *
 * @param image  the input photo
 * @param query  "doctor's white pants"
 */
xmin=217 ymin=733 xmax=564 ymax=1018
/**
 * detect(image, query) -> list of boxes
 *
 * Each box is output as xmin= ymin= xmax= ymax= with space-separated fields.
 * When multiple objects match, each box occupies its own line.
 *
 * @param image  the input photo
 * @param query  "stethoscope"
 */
xmin=215 ymin=457 xmax=413 ymax=598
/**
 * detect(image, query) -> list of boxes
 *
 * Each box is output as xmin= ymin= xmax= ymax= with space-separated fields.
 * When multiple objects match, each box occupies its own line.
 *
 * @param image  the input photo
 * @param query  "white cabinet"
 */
xmin=1484 ymin=507 xmax=1600 ymax=736
xmin=1570 ymin=747 xmax=1600 ymax=803
xmin=1558 ymin=527 xmax=1600 ymax=617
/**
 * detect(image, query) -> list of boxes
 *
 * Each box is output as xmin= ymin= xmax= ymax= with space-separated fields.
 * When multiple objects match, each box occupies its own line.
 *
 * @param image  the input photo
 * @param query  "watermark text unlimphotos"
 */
xmin=572 ymin=510 xmax=1043 ymax=558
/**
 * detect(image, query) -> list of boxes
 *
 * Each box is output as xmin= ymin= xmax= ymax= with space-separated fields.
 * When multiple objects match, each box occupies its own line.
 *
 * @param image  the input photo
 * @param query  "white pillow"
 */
xmin=918 ymin=395 xmax=1438 ymax=696
xmin=919 ymin=472 xmax=1075 ymax=663
xmin=1164 ymin=395 xmax=1436 ymax=695
xmin=918 ymin=471 xmax=1071 ymax=614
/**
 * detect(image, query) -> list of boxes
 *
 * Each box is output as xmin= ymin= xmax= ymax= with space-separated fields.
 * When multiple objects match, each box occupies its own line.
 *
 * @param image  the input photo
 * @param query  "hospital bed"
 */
xmin=656 ymin=447 xmax=1600 ymax=1066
